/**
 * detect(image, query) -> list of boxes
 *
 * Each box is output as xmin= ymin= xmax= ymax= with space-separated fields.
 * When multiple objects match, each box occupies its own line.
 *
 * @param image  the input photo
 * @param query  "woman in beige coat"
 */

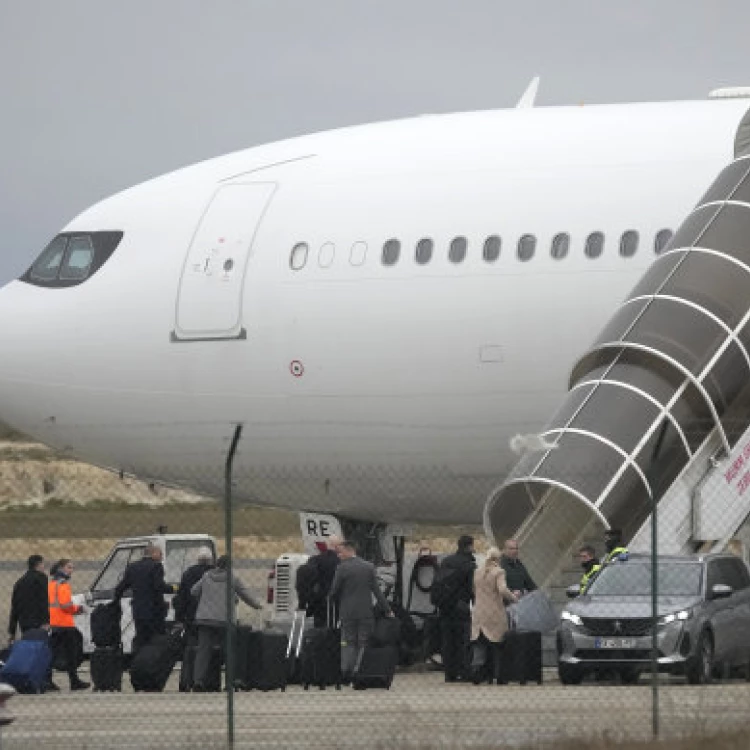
xmin=470 ymin=547 xmax=517 ymax=684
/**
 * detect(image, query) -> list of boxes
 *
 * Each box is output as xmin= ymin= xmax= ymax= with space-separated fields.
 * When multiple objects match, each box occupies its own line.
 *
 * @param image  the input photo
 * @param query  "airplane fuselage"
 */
xmin=0 ymin=99 xmax=747 ymax=525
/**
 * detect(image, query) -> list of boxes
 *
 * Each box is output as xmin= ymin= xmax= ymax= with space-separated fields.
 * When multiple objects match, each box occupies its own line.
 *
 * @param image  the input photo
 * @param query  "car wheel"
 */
xmin=619 ymin=668 xmax=640 ymax=685
xmin=558 ymin=663 xmax=584 ymax=685
xmin=686 ymin=631 xmax=713 ymax=685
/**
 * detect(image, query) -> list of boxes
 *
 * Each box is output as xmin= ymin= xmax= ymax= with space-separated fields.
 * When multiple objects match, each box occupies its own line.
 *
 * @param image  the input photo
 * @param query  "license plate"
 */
xmin=594 ymin=638 xmax=636 ymax=649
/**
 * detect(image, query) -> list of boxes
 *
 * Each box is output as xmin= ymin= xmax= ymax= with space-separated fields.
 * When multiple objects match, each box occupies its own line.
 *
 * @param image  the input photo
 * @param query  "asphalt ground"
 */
xmin=3 ymin=673 xmax=750 ymax=750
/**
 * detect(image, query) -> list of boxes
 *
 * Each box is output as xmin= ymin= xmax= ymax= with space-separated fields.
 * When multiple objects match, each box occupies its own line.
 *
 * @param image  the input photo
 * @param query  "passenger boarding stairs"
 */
xmin=483 ymin=108 xmax=750 ymax=617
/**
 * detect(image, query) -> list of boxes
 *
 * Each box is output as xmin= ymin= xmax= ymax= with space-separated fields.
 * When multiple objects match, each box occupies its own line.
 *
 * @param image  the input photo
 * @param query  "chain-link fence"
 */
xmin=1 ymin=423 xmax=750 ymax=750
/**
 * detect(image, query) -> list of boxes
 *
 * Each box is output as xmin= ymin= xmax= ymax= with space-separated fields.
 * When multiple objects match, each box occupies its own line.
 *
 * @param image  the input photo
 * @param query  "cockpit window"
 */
xmin=59 ymin=236 xmax=95 ymax=281
xmin=21 ymin=231 xmax=123 ymax=288
xmin=29 ymin=235 xmax=67 ymax=282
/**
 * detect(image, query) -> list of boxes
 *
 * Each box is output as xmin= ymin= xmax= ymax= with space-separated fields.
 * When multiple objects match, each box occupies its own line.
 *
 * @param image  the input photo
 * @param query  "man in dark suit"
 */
xmin=329 ymin=541 xmax=393 ymax=683
xmin=114 ymin=544 xmax=174 ymax=652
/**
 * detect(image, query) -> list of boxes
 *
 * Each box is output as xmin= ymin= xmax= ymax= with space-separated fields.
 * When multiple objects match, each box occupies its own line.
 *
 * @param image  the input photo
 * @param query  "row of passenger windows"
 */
xmin=289 ymin=229 xmax=674 ymax=270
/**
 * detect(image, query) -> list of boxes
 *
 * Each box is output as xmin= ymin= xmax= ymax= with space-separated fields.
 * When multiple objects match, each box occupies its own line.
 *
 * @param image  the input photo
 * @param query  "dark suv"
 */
xmin=557 ymin=554 xmax=750 ymax=684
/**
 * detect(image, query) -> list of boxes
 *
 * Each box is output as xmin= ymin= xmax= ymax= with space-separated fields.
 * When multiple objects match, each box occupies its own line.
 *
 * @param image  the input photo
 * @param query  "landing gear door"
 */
xmin=173 ymin=182 xmax=277 ymax=342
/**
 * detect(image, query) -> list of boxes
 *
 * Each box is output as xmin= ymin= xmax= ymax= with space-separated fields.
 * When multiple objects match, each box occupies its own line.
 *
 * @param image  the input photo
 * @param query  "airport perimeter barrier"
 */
xmin=1 ymin=419 xmax=750 ymax=749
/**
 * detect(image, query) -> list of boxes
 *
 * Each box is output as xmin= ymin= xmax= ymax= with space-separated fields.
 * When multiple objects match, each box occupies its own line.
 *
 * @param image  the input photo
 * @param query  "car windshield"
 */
xmin=586 ymin=562 xmax=702 ymax=597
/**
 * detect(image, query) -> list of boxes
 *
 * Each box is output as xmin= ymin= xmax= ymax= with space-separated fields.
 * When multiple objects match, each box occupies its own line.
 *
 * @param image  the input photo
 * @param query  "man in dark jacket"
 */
xmin=297 ymin=536 xmax=341 ymax=627
xmin=434 ymin=535 xmax=476 ymax=683
xmin=114 ymin=544 xmax=174 ymax=651
xmin=8 ymin=554 xmax=50 ymax=642
xmin=500 ymin=539 xmax=537 ymax=596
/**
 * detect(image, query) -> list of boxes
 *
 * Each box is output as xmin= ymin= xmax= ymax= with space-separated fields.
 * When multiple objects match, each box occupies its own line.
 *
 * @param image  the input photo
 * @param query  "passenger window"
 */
xmin=449 ymin=237 xmax=467 ymax=264
xmin=318 ymin=242 xmax=335 ymax=268
xmin=290 ymin=242 xmax=308 ymax=270
xmin=59 ymin=236 xmax=95 ymax=281
xmin=382 ymin=239 xmax=400 ymax=266
xmin=415 ymin=238 xmax=433 ymax=265
xmin=30 ymin=235 xmax=67 ymax=282
xmin=585 ymin=231 xmax=605 ymax=259
xmin=350 ymin=242 xmax=367 ymax=266
xmin=483 ymin=235 xmax=501 ymax=263
xmin=620 ymin=230 xmax=639 ymax=258
xmin=517 ymin=234 xmax=536 ymax=262
xmin=655 ymin=229 xmax=674 ymax=254
xmin=551 ymin=233 xmax=570 ymax=260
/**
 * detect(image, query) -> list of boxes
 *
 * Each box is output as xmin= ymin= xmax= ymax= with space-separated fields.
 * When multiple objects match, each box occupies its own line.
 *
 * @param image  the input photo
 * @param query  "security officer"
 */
xmin=578 ymin=545 xmax=601 ymax=594
xmin=603 ymin=529 xmax=629 ymax=564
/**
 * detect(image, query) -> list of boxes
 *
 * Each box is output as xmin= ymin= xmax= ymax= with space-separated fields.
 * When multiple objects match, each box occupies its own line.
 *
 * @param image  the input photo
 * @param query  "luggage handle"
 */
xmin=287 ymin=610 xmax=304 ymax=659
xmin=327 ymin=597 xmax=339 ymax=630
xmin=294 ymin=611 xmax=306 ymax=658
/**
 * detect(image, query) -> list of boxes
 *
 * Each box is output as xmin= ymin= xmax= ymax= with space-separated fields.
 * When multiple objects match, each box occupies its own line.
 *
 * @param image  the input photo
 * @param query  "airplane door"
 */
xmin=173 ymin=182 xmax=276 ymax=341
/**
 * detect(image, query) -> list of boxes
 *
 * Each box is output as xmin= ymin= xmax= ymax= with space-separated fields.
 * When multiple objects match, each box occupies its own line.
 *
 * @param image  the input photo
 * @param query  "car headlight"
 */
xmin=659 ymin=609 xmax=691 ymax=625
xmin=561 ymin=610 xmax=583 ymax=626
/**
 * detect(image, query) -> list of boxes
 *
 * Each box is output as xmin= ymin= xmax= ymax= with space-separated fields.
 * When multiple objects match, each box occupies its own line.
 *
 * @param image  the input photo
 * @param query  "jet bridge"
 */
xmin=484 ymin=107 xmax=750 ymax=587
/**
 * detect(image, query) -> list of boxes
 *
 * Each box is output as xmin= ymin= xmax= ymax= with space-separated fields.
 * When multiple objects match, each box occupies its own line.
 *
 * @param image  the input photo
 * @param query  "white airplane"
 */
xmin=0 ymin=88 xmax=748 ymax=545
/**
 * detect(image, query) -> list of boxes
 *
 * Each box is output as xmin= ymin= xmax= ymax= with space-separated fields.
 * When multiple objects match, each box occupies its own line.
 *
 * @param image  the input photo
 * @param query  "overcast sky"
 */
xmin=1 ymin=1 xmax=749 ymax=284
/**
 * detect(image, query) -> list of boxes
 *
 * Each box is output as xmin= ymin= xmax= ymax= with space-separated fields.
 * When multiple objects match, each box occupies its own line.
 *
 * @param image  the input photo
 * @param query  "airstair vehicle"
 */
xmin=485 ymin=102 xmax=750 ymax=590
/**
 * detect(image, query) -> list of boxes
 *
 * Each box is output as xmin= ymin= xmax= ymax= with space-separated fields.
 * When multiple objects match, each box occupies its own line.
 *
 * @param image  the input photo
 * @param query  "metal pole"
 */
xmin=649 ymin=421 xmax=669 ymax=740
xmin=225 ymin=425 xmax=243 ymax=750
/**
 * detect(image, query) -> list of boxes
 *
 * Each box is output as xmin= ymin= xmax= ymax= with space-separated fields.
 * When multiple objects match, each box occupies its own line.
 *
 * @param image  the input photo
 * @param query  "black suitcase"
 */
xmin=181 ymin=641 xmax=222 ymax=693
xmin=91 ymin=646 xmax=123 ymax=692
xmin=371 ymin=617 xmax=401 ymax=648
xmin=236 ymin=627 xmax=287 ymax=692
xmin=352 ymin=645 xmax=398 ymax=689
xmin=496 ymin=630 xmax=543 ymax=685
xmin=91 ymin=601 xmax=122 ymax=648
xmin=286 ymin=611 xmax=306 ymax=684
xmin=130 ymin=633 xmax=181 ymax=692
xmin=300 ymin=626 xmax=341 ymax=690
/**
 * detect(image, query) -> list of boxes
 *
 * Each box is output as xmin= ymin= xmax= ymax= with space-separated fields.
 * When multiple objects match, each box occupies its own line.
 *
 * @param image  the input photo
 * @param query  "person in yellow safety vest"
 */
xmin=578 ymin=546 xmax=601 ymax=594
xmin=48 ymin=559 xmax=89 ymax=691
xmin=603 ymin=529 xmax=629 ymax=564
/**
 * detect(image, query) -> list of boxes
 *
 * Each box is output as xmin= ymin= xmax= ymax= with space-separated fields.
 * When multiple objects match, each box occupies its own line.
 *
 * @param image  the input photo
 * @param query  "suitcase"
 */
xmin=352 ymin=645 xmax=398 ymax=689
xmin=130 ymin=633 xmax=182 ymax=692
xmin=51 ymin=628 xmax=84 ymax=672
xmin=300 ymin=626 xmax=341 ymax=690
xmin=371 ymin=616 xmax=401 ymax=648
xmin=300 ymin=599 xmax=340 ymax=690
xmin=235 ymin=627 xmax=287 ymax=692
xmin=91 ymin=646 xmax=123 ymax=692
xmin=91 ymin=601 xmax=122 ymax=648
xmin=180 ymin=641 xmax=222 ymax=693
xmin=0 ymin=639 xmax=52 ymax=694
xmin=496 ymin=630 xmax=543 ymax=685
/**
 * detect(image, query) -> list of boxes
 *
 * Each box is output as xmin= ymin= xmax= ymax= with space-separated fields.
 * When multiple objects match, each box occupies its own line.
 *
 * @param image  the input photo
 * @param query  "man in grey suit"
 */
xmin=329 ymin=541 xmax=394 ymax=682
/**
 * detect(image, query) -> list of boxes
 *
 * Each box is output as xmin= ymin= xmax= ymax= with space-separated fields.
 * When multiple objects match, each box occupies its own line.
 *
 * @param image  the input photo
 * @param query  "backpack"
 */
xmin=295 ymin=558 xmax=322 ymax=608
xmin=430 ymin=565 xmax=461 ymax=609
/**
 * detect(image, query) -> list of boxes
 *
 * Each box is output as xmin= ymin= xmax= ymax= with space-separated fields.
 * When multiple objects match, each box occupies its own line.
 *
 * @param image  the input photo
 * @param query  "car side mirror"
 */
xmin=566 ymin=584 xmax=580 ymax=599
xmin=710 ymin=583 xmax=733 ymax=600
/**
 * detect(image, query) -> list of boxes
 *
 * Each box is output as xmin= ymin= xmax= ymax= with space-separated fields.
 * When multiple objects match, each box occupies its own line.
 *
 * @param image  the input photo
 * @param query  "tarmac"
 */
xmin=3 ymin=671 xmax=750 ymax=750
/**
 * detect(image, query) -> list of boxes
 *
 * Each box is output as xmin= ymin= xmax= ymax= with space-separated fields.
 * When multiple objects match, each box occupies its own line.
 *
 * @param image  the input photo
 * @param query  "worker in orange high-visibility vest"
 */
xmin=48 ymin=559 xmax=89 ymax=691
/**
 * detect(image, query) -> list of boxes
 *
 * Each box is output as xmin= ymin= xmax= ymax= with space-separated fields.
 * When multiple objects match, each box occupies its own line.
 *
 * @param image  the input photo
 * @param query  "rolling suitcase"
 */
xmin=496 ymin=630 xmax=543 ymax=685
xmin=236 ymin=627 xmax=287 ymax=692
xmin=352 ymin=645 xmax=398 ymax=689
xmin=300 ymin=601 xmax=340 ymax=690
xmin=91 ymin=646 xmax=123 ymax=692
xmin=0 ymin=638 xmax=52 ymax=694
xmin=91 ymin=601 xmax=122 ymax=648
xmin=286 ymin=611 xmax=306 ymax=684
xmin=130 ymin=632 xmax=182 ymax=692
xmin=371 ymin=616 xmax=401 ymax=648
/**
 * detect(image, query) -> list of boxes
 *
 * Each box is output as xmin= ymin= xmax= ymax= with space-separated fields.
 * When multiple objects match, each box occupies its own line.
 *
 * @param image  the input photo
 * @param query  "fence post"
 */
xmin=649 ymin=421 xmax=669 ymax=740
xmin=225 ymin=424 xmax=243 ymax=750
